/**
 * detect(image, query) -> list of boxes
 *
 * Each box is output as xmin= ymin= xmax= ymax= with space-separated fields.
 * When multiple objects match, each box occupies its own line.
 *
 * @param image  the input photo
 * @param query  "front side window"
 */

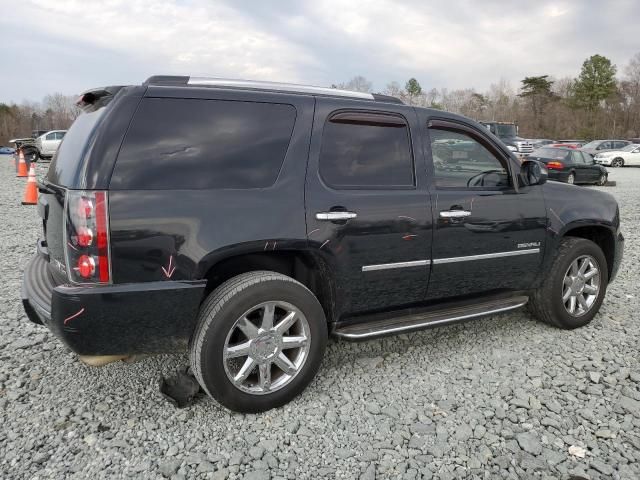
xmin=56 ymin=132 xmax=66 ymax=140
xmin=429 ymin=128 xmax=509 ymax=189
xmin=319 ymin=112 xmax=414 ymax=189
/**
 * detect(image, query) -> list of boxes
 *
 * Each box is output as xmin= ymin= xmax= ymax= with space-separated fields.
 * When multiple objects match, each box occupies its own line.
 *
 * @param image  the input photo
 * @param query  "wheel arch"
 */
xmin=198 ymin=249 xmax=336 ymax=324
xmin=562 ymin=225 xmax=616 ymax=280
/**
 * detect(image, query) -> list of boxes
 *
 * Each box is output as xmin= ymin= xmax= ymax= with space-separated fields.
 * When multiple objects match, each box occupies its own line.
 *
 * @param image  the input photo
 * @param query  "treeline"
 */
xmin=2 ymin=52 xmax=639 ymax=146
xmin=335 ymin=52 xmax=640 ymax=140
xmin=0 ymin=94 xmax=80 ymax=145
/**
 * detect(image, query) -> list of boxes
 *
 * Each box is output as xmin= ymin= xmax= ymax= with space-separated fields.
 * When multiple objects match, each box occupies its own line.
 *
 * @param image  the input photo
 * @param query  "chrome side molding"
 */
xmin=362 ymin=259 xmax=431 ymax=272
xmin=432 ymin=248 xmax=540 ymax=264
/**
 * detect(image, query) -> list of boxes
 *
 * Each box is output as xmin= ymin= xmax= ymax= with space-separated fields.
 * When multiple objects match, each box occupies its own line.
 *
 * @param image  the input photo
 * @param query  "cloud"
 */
xmin=0 ymin=0 xmax=639 ymax=102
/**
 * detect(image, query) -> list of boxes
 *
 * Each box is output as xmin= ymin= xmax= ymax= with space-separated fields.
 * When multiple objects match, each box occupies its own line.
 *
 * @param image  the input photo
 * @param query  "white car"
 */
xmin=594 ymin=144 xmax=640 ymax=167
xmin=35 ymin=130 xmax=67 ymax=159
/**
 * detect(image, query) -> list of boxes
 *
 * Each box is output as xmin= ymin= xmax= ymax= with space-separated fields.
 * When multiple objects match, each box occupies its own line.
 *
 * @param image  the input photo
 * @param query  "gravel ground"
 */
xmin=1 ymin=158 xmax=639 ymax=480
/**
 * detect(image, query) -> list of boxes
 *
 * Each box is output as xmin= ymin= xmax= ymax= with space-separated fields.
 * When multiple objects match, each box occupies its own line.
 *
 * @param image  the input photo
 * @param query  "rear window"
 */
xmin=111 ymin=98 xmax=296 ymax=190
xmin=532 ymin=148 xmax=570 ymax=160
xmin=47 ymin=107 xmax=106 ymax=186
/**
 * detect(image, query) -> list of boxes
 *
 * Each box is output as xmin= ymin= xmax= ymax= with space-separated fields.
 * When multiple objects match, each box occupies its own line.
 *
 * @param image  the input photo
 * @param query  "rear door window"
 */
xmin=46 ymin=132 xmax=56 ymax=140
xmin=111 ymin=98 xmax=296 ymax=190
xmin=318 ymin=112 xmax=414 ymax=189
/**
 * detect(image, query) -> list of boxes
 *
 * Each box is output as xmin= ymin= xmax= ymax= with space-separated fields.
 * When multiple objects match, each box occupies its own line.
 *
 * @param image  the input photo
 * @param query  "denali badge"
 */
xmin=517 ymin=242 xmax=541 ymax=249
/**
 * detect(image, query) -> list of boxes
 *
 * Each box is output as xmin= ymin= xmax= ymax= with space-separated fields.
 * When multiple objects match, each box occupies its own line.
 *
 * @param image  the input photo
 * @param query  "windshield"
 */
xmin=495 ymin=124 xmax=517 ymax=137
xmin=581 ymin=141 xmax=600 ymax=149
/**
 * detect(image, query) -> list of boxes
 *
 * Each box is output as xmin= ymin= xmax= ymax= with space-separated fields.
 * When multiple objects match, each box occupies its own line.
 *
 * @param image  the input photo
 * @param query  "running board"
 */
xmin=332 ymin=296 xmax=529 ymax=340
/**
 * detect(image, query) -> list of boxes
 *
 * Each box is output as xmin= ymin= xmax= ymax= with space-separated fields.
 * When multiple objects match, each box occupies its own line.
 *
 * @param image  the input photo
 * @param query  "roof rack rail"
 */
xmin=187 ymin=77 xmax=375 ymax=100
xmin=144 ymin=75 xmax=404 ymax=104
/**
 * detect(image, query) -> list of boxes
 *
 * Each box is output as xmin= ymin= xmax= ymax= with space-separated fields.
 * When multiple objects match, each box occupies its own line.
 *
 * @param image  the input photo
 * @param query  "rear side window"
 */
xmin=319 ymin=112 xmax=414 ymax=189
xmin=46 ymin=132 xmax=56 ymax=140
xmin=111 ymin=98 xmax=296 ymax=190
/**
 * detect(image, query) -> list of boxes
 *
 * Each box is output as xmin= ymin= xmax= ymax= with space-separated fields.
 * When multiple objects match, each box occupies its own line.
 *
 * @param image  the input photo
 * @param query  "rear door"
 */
xmin=572 ymin=151 xmax=595 ymax=182
xmin=305 ymin=98 xmax=432 ymax=317
xmin=420 ymin=115 xmax=547 ymax=300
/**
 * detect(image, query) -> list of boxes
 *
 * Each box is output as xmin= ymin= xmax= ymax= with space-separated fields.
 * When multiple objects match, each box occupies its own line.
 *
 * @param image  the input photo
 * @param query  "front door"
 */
xmin=421 ymin=116 xmax=547 ymax=300
xmin=305 ymin=98 xmax=432 ymax=317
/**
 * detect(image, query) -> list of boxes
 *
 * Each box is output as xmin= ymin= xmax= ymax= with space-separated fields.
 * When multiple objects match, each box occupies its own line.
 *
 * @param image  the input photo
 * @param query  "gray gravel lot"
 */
xmin=1 ymin=158 xmax=639 ymax=480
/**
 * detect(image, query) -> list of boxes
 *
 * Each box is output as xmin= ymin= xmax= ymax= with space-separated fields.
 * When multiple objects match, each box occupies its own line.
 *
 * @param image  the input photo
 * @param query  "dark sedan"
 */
xmin=529 ymin=147 xmax=608 ymax=185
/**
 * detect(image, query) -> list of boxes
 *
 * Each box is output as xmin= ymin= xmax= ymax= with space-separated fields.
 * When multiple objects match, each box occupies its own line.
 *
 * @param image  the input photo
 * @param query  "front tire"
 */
xmin=190 ymin=271 xmax=327 ymax=413
xmin=529 ymin=237 xmax=608 ymax=329
xmin=611 ymin=157 xmax=624 ymax=167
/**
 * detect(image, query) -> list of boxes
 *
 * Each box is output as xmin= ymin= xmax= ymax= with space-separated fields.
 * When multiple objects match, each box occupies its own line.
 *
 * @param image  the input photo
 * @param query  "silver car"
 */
xmin=581 ymin=139 xmax=631 ymax=157
xmin=35 ymin=130 xmax=67 ymax=159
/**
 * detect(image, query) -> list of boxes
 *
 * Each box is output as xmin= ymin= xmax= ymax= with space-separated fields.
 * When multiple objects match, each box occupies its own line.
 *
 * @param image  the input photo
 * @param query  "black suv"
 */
xmin=22 ymin=76 xmax=624 ymax=413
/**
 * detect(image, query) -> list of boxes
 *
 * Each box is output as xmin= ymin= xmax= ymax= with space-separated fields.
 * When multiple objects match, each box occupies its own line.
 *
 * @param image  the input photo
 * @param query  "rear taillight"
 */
xmin=546 ymin=161 xmax=564 ymax=170
xmin=64 ymin=191 xmax=111 ymax=283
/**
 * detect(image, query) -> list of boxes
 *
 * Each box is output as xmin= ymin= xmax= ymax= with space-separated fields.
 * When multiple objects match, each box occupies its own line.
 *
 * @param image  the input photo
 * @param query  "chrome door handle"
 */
xmin=316 ymin=211 xmax=357 ymax=221
xmin=439 ymin=210 xmax=471 ymax=218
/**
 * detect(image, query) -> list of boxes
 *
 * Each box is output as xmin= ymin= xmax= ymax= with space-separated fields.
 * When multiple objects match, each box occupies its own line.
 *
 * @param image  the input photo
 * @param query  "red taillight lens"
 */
xmin=65 ymin=191 xmax=111 ymax=283
xmin=73 ymin=227 xmax=93 ymax=247
xmin=77 ymin=255 xmax=95 ymax=278
xmin=547 ymin=161 xmax=564 ymax=170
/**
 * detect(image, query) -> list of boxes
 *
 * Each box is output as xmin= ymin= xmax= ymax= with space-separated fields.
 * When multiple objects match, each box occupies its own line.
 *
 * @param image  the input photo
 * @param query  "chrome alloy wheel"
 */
xmin=223 ymin=301 xmax=311 ymax=395
xmin=562 ymin=255 xmax=600 ymax=317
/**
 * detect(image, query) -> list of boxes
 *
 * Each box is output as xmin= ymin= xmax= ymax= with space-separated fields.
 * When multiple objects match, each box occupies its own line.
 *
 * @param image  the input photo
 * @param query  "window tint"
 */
xmin=600 ymin=142 xmax=612 ymax=150
xmin=112 ymin=98 xmax=296 ymax=190
xmin=55 ymin=132 xmax=66 ymax=140
xmin=614 ymin=141 xmax=628 ymax=149
xmin=46 ymin=133 xmax=56 ymax=140
xmin=429 ymin=128 xmax=509 ymax=189
xmin=319 ymin=113 xmax=414 ymax=189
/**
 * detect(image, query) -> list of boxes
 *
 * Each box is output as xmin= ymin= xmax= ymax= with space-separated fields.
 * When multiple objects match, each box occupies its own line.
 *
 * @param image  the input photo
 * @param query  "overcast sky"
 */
xmin=1 ymin=0 xmax=639 ymax=103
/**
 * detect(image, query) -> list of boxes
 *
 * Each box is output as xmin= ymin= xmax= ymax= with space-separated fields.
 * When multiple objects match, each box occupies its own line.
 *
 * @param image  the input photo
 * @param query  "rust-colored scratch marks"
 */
xmin=63 ymin=307 xmax=85 ymax=325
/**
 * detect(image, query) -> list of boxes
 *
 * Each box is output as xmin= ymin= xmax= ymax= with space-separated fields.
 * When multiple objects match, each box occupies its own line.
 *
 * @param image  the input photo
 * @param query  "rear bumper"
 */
xmin=22 ymin=254 xmax=206 ymax=355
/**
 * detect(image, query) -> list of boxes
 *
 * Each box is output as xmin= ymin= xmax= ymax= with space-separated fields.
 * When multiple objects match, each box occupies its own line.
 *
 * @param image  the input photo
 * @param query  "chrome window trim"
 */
xmin=187 ymin=77 xmax=375 ymax=100
xmin=362 ymin=259 xmax=431 ymax=272
xmin=432 ymin=248 xmax=540 ymax=265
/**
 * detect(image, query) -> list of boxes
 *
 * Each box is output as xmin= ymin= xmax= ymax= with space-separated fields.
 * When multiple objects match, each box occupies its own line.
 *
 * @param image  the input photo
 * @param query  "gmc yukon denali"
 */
xmin=22 ymin=76 xmax=624 ymax=412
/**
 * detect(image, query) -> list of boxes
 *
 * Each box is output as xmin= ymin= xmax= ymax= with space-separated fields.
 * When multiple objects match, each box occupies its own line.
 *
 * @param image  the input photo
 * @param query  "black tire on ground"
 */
xmin=612 ymin=157 xmax=624 ymax=167
xmin=597 ymin=173 xmax=607 ymax=186
xmin=567 ymin=172 xmax=575 ymax=184
xmin=190 ymin=271 xmax=328 ymax=413
xmin=529 ymin=237 xmax=608 ymax=329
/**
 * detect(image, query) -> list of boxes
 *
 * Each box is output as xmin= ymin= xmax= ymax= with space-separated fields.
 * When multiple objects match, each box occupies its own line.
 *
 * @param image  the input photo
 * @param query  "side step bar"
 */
xmin=332 ymin=296 xmax=529 ymax=340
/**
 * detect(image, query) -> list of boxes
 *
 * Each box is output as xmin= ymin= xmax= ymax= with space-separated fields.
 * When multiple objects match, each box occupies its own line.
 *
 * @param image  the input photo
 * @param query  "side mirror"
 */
xmin=520 ymin=160 xmax=548 ymax=186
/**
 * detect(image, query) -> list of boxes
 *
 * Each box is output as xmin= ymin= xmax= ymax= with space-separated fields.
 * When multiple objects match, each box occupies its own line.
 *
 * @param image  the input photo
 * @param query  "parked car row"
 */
xmin=8 ymin=129 xmax=67 ymax=162
xmin=528 ymin=147 xmax=609 ymax=185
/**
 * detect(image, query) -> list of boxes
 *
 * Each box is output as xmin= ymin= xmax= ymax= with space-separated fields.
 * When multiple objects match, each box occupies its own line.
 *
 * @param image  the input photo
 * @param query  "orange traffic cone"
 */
xmin=22 ymin=164 xmax=38 ymax=205
xmin=16 ymin=149 xmax=28 ymax=177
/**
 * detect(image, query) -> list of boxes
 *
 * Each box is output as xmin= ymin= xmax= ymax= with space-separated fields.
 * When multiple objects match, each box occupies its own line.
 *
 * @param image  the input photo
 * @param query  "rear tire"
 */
xmin=529 ymin=237 xmax=608 ymax=329
xmin=190 ymin=271 xmax=327 ymax=413
xmin=612 ymin=157 xmax=624 ymax=167
xmin=597 ymin=173 xmax=607 ymax=186
xmin=566 ymin=172 xmax=575 ymax=184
